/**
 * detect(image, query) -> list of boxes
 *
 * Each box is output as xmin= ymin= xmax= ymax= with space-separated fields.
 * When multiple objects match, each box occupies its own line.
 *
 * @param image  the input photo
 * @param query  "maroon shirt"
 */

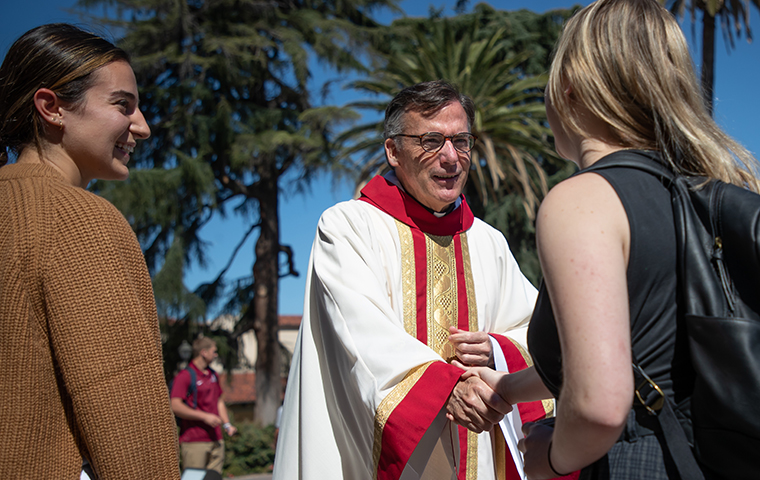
xmin=170 ymin=362 xmax=223 ymax=443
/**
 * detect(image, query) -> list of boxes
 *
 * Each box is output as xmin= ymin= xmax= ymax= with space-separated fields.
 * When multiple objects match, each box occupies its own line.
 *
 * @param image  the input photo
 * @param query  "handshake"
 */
xmin=445 ymin=327 xmax=514 ymax=433
xmin=445 ymin=360 xmax=512 ymax=433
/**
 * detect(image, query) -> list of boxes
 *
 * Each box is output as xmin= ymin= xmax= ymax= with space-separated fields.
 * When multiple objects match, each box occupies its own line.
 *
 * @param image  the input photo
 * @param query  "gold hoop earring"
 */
xmin=57 ymin=116 xmax=63 ymax=130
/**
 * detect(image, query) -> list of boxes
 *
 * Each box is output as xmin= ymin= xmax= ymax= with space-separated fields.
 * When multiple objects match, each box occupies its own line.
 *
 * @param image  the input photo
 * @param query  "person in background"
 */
xmin=0 ymin=23 xmax=180 ymax=479
xmin=460 ymin=0 xmax=760 ymax=478
xmin=274 ymin=80 xmax=549 ymax=480
xmin=171 ymin=337 xmax=237 ymax=475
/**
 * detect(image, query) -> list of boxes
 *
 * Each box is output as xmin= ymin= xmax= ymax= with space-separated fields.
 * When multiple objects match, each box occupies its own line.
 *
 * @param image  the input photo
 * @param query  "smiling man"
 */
xmin=274 ymin=81 xmax=547 ymax=480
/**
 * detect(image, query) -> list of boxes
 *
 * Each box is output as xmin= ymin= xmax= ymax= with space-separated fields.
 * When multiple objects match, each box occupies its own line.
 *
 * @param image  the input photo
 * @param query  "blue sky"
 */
xmin=4 ymin=0 xmax=760 ymax=316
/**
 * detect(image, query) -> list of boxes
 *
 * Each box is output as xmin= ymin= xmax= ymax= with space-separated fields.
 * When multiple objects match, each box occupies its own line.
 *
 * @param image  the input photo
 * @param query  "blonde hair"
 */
xmin=547 ymin=0 xmax=760 ymax=192
xmin=192 ymin=337 xmax=216 ymax=358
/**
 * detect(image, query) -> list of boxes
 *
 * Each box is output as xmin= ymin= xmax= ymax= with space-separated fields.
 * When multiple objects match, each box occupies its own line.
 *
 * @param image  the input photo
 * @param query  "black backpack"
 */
xmin=585 ymin=150 xmax=760 ymax=480
xmin=171 ymin=366 xmax=198 ymax=426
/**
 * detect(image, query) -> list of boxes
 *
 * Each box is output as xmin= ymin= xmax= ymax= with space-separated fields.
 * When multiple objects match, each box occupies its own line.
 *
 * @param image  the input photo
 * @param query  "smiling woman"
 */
xmin=0 ymin=24 xmax=179 ymax=479
xmin=52 ymin=60 xmax=151 ymax=185
xmin=2 ymin=32 xmax=151 ymax=186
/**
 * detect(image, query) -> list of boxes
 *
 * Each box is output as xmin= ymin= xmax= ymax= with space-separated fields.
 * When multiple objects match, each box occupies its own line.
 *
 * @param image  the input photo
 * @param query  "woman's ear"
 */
xmin=564 ymin=84 xmax=574 ymax=100
xmin=33 ymin=88 xmax=64 ymax=131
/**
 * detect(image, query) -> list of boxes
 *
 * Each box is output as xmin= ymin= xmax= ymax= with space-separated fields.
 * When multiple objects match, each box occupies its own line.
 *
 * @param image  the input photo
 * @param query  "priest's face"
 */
xmin=384 ymin=101 xmax=471 ymax=213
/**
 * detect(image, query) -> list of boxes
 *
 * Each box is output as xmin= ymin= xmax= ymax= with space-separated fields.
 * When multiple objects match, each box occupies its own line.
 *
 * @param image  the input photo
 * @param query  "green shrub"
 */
xmin=223 ymin=422 xmax=276 ymax=476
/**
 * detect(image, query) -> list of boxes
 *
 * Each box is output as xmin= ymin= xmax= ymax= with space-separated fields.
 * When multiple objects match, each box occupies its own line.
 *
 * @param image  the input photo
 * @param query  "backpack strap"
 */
xmin=186 ymin=366 xmax=198 ymax=409
xmin=632 ymin=361 xmax=704 ymax=480
xmin=581 ymin=149 xmax=675 ymax=182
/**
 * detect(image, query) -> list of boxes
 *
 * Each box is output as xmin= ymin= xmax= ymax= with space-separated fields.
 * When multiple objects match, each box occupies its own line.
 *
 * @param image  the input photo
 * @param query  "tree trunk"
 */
xmin=246 ymin=162 xmax=282 ymax=426
xmin=701 ymin=9 xmax=716 ymax=116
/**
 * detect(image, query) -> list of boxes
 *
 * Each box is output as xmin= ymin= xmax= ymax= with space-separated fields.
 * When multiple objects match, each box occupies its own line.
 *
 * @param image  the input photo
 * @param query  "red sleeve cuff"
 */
xmin=374 ymin=361 xmax=462 ymax=480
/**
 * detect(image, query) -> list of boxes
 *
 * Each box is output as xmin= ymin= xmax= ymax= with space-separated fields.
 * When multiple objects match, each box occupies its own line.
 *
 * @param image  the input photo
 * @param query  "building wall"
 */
xmin=207 ymin=314 xmax=301 ymax=413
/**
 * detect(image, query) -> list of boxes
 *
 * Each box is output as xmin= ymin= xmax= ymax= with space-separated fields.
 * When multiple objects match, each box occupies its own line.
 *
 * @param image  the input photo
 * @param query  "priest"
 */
xmin=273 ymin=80 xmax=553 ymax=480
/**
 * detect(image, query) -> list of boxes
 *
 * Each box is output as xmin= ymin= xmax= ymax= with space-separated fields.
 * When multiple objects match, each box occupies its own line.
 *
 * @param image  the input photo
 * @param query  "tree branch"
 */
xmin=194 ymin=222 xmax=260 ymax=304
xmin=278 ymin=244 xmax=300 ymax=278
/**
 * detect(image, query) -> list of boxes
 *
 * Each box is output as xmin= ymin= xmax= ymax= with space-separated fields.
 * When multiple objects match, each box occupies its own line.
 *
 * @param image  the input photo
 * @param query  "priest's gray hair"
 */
xmin=383 ymin=80 xmax=474 ymax=140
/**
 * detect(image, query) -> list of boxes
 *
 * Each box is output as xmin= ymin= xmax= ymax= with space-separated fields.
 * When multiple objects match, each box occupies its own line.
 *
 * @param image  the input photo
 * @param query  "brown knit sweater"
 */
xmin=0 ymin=163 xmax=181 ymax=479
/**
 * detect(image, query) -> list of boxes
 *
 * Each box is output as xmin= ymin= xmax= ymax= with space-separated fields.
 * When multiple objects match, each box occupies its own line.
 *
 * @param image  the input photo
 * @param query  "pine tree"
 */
xmin=79 ymin=0 xmax=397 ymax=425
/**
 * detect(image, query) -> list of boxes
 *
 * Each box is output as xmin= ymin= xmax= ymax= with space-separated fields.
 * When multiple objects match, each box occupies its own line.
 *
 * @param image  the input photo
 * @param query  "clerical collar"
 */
xmin=381 ymin=170 xmax=462 ymax=216
xmin=358 ymin=173 xmax=474 ymax=236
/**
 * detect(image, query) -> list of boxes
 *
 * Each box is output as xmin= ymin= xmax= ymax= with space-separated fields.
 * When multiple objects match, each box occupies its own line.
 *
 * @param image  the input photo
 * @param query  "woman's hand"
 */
xmin=444 ymin=374 xmax=512 ymax=432
xmin=461 ymin=365 xmax=506 ymax=393
xmin=518 ymin=422 xmax=559 ymax=480
xmin=456 ymin=363 xmax=519 ymax=405
xmin=446 ymin=362 xmax=514 ymax=427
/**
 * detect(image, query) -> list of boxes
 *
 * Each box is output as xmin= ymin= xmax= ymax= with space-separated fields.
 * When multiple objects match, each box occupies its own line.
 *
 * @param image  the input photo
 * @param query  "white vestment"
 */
xmin=273 ymin=176 xmax=545 ymax=480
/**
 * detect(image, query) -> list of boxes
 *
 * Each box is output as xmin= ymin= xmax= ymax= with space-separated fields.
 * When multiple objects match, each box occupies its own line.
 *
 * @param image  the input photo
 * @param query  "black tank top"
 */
xmin=528 ymin=151 xmax=692 ymax=404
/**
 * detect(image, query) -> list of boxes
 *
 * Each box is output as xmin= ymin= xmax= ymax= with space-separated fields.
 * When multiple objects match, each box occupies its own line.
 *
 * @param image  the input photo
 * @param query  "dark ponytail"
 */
xmin=0 ymin=23 xmax=129 ymax=164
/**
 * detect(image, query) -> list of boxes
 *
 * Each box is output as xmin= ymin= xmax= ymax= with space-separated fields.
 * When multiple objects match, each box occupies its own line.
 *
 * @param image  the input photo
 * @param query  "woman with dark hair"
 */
xmin=0 ymin=24 xmax=180 ymax=479
xmin=458 ymin=0 xmax=760 ymax=478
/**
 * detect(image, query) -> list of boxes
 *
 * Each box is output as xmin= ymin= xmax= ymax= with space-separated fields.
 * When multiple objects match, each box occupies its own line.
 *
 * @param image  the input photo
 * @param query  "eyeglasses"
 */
xmin=393 ymin=132 xmax=477 ymax=153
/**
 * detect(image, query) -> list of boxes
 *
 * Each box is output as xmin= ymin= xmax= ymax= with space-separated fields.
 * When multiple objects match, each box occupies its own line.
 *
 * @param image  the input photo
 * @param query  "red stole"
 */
xmin=361 ymin=176 xmax=563 ymax=480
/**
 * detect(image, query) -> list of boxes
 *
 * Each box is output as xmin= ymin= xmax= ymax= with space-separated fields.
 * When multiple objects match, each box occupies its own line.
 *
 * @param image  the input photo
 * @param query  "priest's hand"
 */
xmin=445 ymin=375 xmax=511 ymax=433
xmin=448 ymin=327 xmax=494 ymax=367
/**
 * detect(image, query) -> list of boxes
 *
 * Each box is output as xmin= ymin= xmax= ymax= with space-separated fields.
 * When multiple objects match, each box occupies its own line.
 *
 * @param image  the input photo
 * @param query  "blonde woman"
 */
xmin=460 ymin=0 xmax=760 ymax=478
xmin=0 ymin=24 xmax=180 ymax=479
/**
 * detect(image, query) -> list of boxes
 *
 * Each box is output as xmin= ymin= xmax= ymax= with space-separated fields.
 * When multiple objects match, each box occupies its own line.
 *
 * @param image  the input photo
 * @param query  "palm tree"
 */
xmin=339 ymin=19 xmax=558 ymax=221
xmin=662 ymin=0 xmax=760 ymax=115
